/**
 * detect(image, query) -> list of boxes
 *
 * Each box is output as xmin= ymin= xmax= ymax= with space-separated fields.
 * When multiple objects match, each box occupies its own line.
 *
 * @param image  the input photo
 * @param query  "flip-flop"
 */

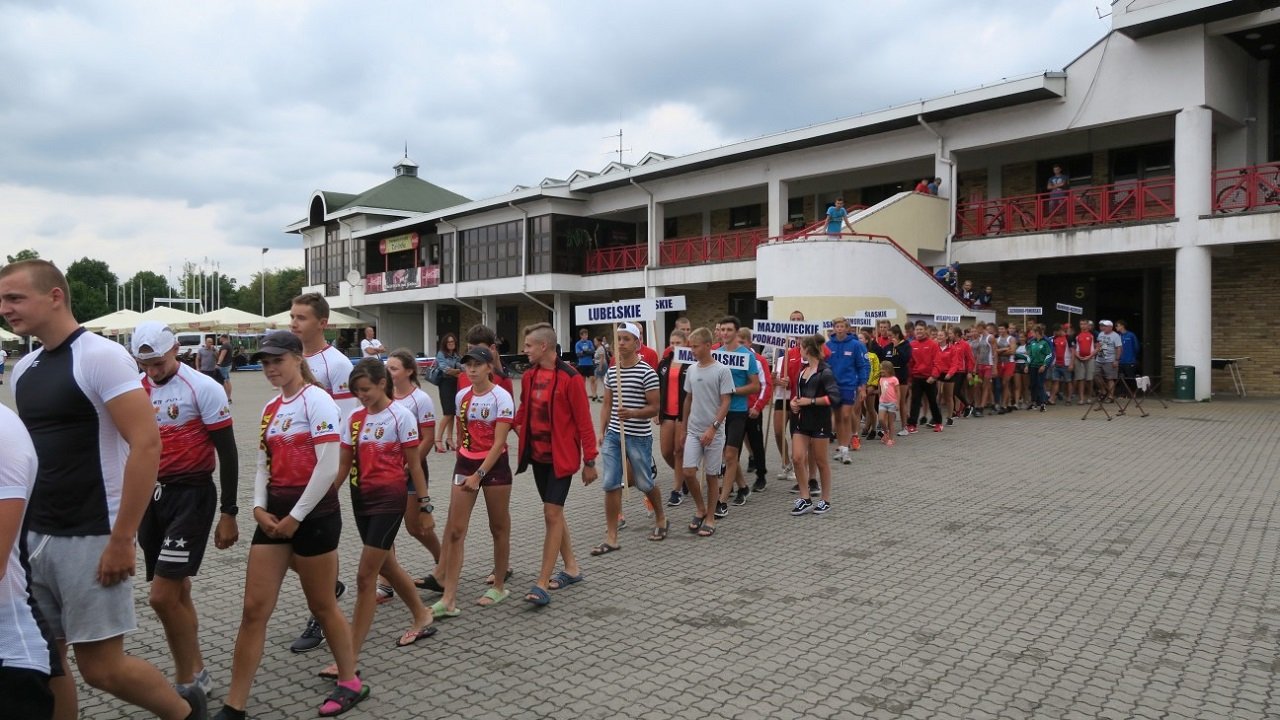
xmin=697 ymin=524 xmax=717 ymax=538
xmin=548 ymin=570 xmax=583 ymax=590
xmin=485 ymin=569 xmax=514 ymax=586
xmin=687 ymin=516 xmax=704 ymax=534
xmin=394 ymin=625 xmax=438 ymax=647
xmin=589 ymin=542 xmax=620 ymax=556
xmin=429 ymin=600 xmax=460 ymax=618
xmin=414 ymin=575 xmax=444 ymax=592
xmin=477 ymin=587 xmax=510 ymax=607
xmin=524 ymin=586 xmax=551 ymax=606
xmin=648 ymin=520 xmax=669 ymax=541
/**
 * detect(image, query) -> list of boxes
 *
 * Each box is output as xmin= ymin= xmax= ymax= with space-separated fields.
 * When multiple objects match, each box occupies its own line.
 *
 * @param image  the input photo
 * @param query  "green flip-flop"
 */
xmin=477 ymin=587 xmax=510 ymax=607
xmin=429 ymin=600 xmax=460 ymax=618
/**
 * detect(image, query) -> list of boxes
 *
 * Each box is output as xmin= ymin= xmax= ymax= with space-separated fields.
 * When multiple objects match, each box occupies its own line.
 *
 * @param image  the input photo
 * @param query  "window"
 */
xmin=727 ymin=292 xmax=767 ymax=327
xmin=664 ymin=217 xmax=678 ymax=239
xmin=439 ymin=232 xmax=454 ymax=283
xmin=459 ymin=220 xmax=521 ymax=281
xmin=529 ymin=215 xmax=553 ymax=274
xmin=788 ymin=197 xmax=806 ymax=223
xmin=1036 ymin=154 xmax=1092 ymax=193
xmin=1110 ymin=142 xmax=1173 ymax=182
xmin=729 ymin=204 xmax=762 ymax=229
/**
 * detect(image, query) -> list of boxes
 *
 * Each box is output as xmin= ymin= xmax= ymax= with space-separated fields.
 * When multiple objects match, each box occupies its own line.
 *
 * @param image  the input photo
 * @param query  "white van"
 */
xmin=175 ymin=333 xmax=206 ymax=362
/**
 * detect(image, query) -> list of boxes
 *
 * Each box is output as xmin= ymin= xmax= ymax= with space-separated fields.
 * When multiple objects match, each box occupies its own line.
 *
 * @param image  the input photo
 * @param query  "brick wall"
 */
xmin=674 ymin=214 xmax=701 ymax=238
xmin=710 ymin=209 xmax=730 ymax=234
xmin=1002 ymin=162 xmax=1037 ymax=198
xmin=958 ymin=169 xmax=988 ymax=202
xmin=1091 ymin=151 xmax=1110 ymax=186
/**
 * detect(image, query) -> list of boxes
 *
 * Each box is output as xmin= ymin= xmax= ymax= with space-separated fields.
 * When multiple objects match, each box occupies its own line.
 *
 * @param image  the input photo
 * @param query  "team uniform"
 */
xmin=307 ymin=344 xmax=358 ymax=415
xmin=254 ymin=385 xmax=343 ymax=556
xmin=13 ymin=328 xmax=144 ymax=645
xmin=600 ymin=361 xmax=659 ymax=493
xmin=0 ymin=405 xmax=55 ymax=718
xmin=393 ymin=388 xmax=436 ymax=493
xmin=138 ymin=363 xmax=233 ymax=580
xmin=454 ymin=385 xmax=516 ymax=486
xmin=343 ymin=404 xmax=420 ymax=550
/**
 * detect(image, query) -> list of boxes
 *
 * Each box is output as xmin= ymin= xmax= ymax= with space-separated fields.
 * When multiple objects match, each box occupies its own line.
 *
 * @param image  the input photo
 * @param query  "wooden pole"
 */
xmin=614 ymin=324 xmax=629 ymax=489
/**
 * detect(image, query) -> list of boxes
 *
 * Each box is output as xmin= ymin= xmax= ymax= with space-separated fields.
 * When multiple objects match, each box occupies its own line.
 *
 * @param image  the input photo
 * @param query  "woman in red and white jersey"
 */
xmin=432 ymin=346 xmax=515 ymax=617
xmin=220 ymin=331 xmax=365 ymax=719
xmin=319 ymin=358 xmax=434 ymax=681
xmin=387 ymin=349 xmax=443 ymax=592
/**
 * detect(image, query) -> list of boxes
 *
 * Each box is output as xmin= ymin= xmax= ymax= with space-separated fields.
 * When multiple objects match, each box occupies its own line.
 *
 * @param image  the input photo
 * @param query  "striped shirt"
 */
xmin=604 ymin=360 xmax=658 ymax=436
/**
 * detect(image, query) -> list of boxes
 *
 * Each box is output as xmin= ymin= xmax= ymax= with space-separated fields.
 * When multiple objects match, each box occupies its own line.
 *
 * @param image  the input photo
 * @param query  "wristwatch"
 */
xmin=713 ymin=418 xmax=724 ymax=429
xmin=476 ymin=467 xmax=488 ymax=480
xmin=418 ymin=495 xmax=434 ymax=514
xmin=220 ymin=506 xmax=239 ymax=516
xmin=583 ymin=459 xmax=596 ymax=468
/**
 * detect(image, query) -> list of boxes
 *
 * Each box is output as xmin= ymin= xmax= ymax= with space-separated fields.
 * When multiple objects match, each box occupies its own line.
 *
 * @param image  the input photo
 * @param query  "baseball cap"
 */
xmin=1099 ymin=319 xmax=1113 ymax=327
xmin=462 ymin=346 xmax=494 ymax=364
xmin=131 ymin=322 xmax=177 ymax=360
xmin=616 ymin=322 xmax=642 ymax=340
xmin=251 ymin=331 xmax=303 ymax=362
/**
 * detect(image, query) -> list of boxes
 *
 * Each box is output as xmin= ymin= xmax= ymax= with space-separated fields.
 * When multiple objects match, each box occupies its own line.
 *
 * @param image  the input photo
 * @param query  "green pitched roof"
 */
xmin=332 ymin=175 xmax=470 ymax=214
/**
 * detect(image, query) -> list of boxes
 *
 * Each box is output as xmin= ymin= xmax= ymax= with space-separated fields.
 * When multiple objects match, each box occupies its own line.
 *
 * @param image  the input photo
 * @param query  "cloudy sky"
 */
xmin=0 ymin=0 xmax=1108 ymax=290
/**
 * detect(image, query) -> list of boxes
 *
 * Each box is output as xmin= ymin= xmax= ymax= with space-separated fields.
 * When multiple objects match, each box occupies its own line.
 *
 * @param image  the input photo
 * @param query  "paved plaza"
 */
xmin=7 ymin=371 xmax=1279 ymax=719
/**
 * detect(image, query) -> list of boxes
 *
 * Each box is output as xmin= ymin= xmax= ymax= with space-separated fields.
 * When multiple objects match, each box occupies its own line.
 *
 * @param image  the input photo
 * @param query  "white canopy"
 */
xmin=131 ymin=306 xmax=204 ymax=332
xmin=82 ymin=309 xmax=143 ymax=335
xmin=0 ymin=327 xmax=20 ymax=342
xmin=191 ymin=307 xmax=269 ymax=332
xmin=264 ymin=308 xmax=365 ymax=330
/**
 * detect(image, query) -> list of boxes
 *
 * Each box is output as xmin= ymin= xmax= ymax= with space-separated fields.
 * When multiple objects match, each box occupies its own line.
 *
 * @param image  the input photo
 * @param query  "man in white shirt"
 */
xmin=359 ymin=326 xmax=386 ymax=359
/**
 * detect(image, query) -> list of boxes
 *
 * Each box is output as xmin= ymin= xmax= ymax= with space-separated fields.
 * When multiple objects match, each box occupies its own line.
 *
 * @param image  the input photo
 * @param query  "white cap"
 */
xmin=1099 ymin=319 xmax=1113 ymax=327
xmin=131 ymin=322 xmax=177 ymax=359
xmin=616 ymin=322 xmax=642 ymax=340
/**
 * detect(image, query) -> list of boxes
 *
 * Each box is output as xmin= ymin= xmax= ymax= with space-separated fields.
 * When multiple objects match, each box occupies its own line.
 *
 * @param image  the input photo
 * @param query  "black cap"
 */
xmin=462 ymin=346 xmax=494 ymax=364
xmin=251 ymin=331 xmax=303 ymax=362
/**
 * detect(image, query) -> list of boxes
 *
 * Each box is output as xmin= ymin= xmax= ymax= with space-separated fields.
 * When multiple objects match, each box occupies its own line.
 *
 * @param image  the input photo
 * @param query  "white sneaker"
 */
xmin=177 ymin=667 xmax=214 ymax=697
xmin=840 ymin=449 xmax=851 ymax=465
xmin=776 ymin=464 xmax=793 ymax=481
xmin=896 ymin=429 xmax=909 ymax=437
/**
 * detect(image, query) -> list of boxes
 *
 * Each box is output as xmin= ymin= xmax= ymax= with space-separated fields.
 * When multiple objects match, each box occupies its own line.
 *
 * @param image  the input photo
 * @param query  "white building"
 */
xmin=288 ymin=0 xmax=1280 ymax=398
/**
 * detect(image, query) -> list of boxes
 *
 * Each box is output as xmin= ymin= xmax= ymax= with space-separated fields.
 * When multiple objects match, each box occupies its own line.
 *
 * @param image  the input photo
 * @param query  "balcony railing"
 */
xmin=955 ymin=178 xmax=1175 ymax=238
xmin=1212 ymin=163 xmax=1280 ymax=213
xmin=584 ymin=244 xmax=648 ymax=274
xmin=659 ymin=228 xmax=768 ymax=267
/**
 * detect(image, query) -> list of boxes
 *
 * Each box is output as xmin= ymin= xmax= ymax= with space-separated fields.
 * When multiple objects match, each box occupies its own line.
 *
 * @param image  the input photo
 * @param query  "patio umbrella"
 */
xmin=192 ymin=307 xmax=269 ymax=332
xmin=263 ymin=308 xmax=365 ymax=330
xmin=0 ymin=327 xmax=20 ymax=342
xmin=82 ymin=309 xmax=142 ymax=335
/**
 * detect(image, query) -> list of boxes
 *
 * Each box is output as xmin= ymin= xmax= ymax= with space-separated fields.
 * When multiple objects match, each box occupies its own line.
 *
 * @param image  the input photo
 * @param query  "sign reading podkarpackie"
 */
xmin=575 ymin=299 xmax=657 ymax=325
xmin=752 ymin=320 xmax=820 ymax=337
xmin=752 ymin=332 xmax=791 ymax=349
xmin=1007 ymin=307 xmax=1043 ymax=316
xmin=672 ymin=346 xmax=751 ymax=367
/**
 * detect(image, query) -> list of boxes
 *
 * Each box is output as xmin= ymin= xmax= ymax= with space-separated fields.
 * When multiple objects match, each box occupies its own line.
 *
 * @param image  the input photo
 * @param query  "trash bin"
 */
xmin=1174 ymin=365 xmax=1195 ymax=401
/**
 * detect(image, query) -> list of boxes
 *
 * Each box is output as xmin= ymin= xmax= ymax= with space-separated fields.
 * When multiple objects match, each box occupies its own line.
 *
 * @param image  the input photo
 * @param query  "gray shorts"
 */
xmin=682 ymin=431 xmax=725 ymax=477
xmin=1072 ymin=357 xmax=1095 ymax=381
xmin=1098 ymin=362 xmax=1118 ymax=380
xmin=878 ymin=402 xmax=899 ymax=418
xmin=26 ymin=533 xmax=137 ymax=645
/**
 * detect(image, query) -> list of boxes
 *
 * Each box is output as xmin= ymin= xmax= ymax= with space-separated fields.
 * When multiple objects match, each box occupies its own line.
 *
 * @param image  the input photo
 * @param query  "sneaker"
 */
xmin=376 ymin=584 xmax=395 ymax=605
xmin=907 ymin=425 xmax=918 ymax=434
xmin=813 ymin=500 xmax=832 ymax=515
xmin=290 ymin=616 xmax=326 ymax=653
xmin=851 ymin=437 xmax=861 ymax=452
xmin=733 ymin=488 xmax=749 ymax=506
xmin=840 ymin=449 xmax=851 ymax=465
xmin=791 ymin=498 xmax=813 ymax=516
xmin=175 ymin=684 xmax=208 ymax=720
xmin=896 ymin=429 xmax=909 ymax=437
xmin=752 ymin=477 xmax=767 ymax=493
xmin=973 ymin=409 xmax=983 ymax=418
xmin=945 ymin=417 xmax=954 ymax=426
xmin=714 ymin=501 xmax=729 ymax=519
xmin=617 ymin=515 xmax=628 ymax=530
xmin=177 ymin=667 xmax=215 ymax=699
xmin=877 ymin=429 xmax=885 ymax=439
xmin=933 ymin=424 xmax=943 ymax=433
xmin=776 ymin=464 xmax=793 ymax=481
xmin=1039 ymin=404 xmax=1046 ymax=412
xmin=808 ymin=480 xmax=819 ymax=497
xmin=666 ymin=491 xmax=682 ymax=507
xmin=790 ymin=483 xmax=800 ymax=494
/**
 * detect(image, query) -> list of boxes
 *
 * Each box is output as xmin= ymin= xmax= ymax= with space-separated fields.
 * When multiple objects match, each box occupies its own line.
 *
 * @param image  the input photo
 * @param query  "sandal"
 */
xmin=414 ymin=575 xmax=444 ymax=592
xmin=687 ymin=516 xmax=704 ymax=534
xmin=548 ymin=570 xmax=583 ymax=590
xmin=477 ymin=587 xmax=509 ymax=606
xmin=395 ymin=626 xmax=438 ymax=647
xmin=697 ymin=524 xmax=717 ymax=538
xmin=648 ymin=521 xmax=669 ymax=541
xmin=485 ymin=568 xmax=514 ymax=586
xmin=318 ymin=682 xmax=370 ymax=717
xmin=589 ymin=542 xmax=620 ymax=556
xmin=429 ymin=600 xmax=460 ymax=618
xmin=524 ymin=586 xmax=551 ymax=606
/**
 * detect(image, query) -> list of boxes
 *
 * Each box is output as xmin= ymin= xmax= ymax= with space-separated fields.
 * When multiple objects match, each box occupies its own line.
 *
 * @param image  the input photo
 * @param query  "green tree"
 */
xmin=5 ymin=248 xmax=40 ymax=264
xmin=120 ymin=271 xmax=176 ymax=312
xmin=65 ymin=258 xmax=119 ymax=320
xmin=231 ymin=267 xmax=304 ymax=316
xmin=178 ymin=263 xmax=239 ymax=311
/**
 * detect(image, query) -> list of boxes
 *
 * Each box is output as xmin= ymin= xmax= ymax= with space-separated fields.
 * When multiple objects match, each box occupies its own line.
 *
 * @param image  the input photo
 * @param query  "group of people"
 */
xmin=933 ymin=262 xmax=995 ymax=309
xmin=0 ymin=256 xmax=1145 ymax=720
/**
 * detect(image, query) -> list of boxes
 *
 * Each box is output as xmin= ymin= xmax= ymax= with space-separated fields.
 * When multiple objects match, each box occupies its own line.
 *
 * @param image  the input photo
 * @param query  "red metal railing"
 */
xmin=584 ymin=244 xmax=648 ymax=274
xmin=1212 ymin=163 xmax=1280 ymax=213
xmin=659 ymin=228 xmax=768 ymax=267
xmin=955 ymin=177 xmax=1175 ymax=238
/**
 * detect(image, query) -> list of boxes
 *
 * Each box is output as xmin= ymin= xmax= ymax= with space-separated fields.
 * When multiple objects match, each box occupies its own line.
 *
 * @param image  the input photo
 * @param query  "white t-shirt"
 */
xmin=360 ymin=338 xmax=385 ymax=357
xmin=0 ymin=405 xmax=51 ymax=673
xmin=306 ymin=344 xmax=358 ymax=416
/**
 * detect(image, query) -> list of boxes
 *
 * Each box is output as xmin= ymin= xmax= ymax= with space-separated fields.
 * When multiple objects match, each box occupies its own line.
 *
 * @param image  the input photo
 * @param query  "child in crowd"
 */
xmin=878 ymin=361 xmax=900 ymax=446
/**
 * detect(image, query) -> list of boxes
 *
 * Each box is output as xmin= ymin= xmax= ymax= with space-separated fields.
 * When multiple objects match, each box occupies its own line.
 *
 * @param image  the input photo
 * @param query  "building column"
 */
xmin=933 ymin=155 xmax=952 ymax=199
xmin=553 ymin=292 xmax=573 ymax=352
xmin=647 ymin=285 xmax=666 ymax=352
xmin=1174 ymin=105 xmax=1213 ymax=400
xmin=767 ymin=177 xmax=789 ymax=237
xmin=422 ymin=300 xmax=437 ymax=355
xmin=701 ymin=210 xmax=712 ymax=236
xmin=481 ymin=296 xmax=498 ymax=329
xmin=649 ymin=200 xmax=664 ymax=268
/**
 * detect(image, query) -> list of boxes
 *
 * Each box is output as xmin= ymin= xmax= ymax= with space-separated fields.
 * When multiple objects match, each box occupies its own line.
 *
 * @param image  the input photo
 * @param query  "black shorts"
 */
xmin=531 ymin=462 xmax=571 ymax=506
xmin=659 ymin=410 xmax=684 ymax=422
xmin=0 ymin=667 xmax=53 ymax=720
xmin=774 ymin=398 xmax=787 ymax=412
xmin=453 ymin=453 xmax=513 ymax=487
xmin=138 ymin=481 xmax=216 ymax=581
xmin=251 ymin=510 xmax=341 ymax=557
xmin=724 ymin=411 xmax=748 ymax=451
xmin=577 ymin=365 xmax=593 ymax=378
xmin=354 ymin=513 xmax=402 ymax=550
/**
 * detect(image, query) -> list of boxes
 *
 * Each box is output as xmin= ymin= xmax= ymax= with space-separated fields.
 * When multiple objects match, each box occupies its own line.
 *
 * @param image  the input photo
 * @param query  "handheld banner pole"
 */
xmin=614 ymin=323 xmax=629 ymax=489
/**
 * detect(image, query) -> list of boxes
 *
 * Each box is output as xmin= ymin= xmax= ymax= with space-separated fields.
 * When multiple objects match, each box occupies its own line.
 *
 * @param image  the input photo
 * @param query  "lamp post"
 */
xmin=260 ymin=248 xmax=270 ymax=316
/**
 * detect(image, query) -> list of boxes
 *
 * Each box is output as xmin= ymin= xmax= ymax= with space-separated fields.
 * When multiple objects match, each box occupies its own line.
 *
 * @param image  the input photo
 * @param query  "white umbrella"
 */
xmin=264 ymin=308 xmax=365 ymax=330
xmin=133 ymin=306 xmax=203 ymax=331
xmin=0 ymin=327 xmax=20 ymax=342
xmin=192 ymin=307 xmax=269 ymax=332
xmin=83 ymin=309 xmax=142 ymax=335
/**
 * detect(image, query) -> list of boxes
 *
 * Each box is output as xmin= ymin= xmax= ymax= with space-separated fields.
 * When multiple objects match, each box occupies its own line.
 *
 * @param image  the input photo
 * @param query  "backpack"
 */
xmin=426 ymin=362 xmax=444 ymax=386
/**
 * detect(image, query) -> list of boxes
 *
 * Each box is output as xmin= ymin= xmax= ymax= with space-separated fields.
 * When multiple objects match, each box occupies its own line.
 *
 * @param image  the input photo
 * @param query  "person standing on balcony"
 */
xmin=927 ymin=177 xmax=942 ymax=195
xmin=1047 ymin=164 xmax=1070 ymax=214
xmin=824 ymin=197 xmax=855 ymax=239
xmin=914 ymin=178 xmax=930 ymax=193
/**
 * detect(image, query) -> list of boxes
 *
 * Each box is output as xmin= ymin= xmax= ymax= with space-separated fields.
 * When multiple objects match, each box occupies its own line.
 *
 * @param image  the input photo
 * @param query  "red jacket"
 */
xmin=514 ymin=360 xmax=597 ymax=478
xmin=909 ymin=338 xmax=943 ymax=379
xmin=751 ymin=350 xmax=772 ymax=413
xmin=957 ymin=341 xmax=976 ymax=373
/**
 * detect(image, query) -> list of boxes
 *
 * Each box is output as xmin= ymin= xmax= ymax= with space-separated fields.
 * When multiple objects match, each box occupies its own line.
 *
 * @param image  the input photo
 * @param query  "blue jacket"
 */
xmin=825 ymin=334 xmax=871 ymax=388
xmin=1119 ymin=331 xmax=1139 ymax=365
